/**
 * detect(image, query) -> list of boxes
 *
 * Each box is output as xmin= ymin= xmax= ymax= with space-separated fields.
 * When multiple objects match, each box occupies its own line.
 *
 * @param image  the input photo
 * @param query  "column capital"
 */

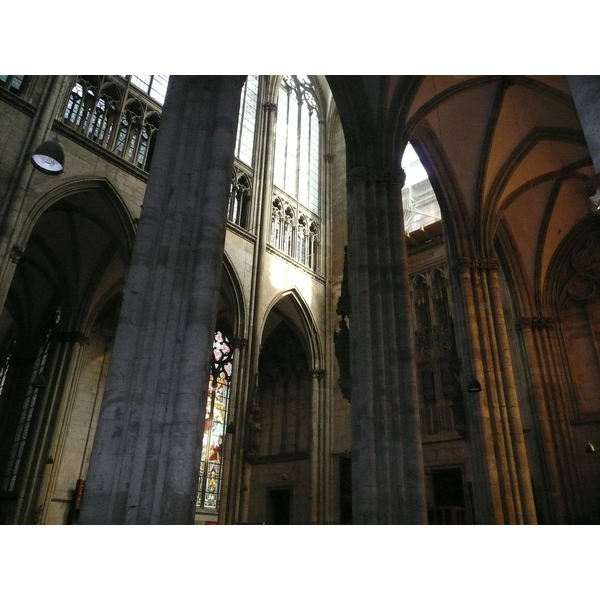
xmin=263 ymin=102 xmax=277 ymax=113
xmin=53 ymin=331 xmax=90 ymax=345
xmin=10 ymin=245 xmax=23 ymax=264
xmin=454 ymin=257 xmax=474 ymax=273
xmin=311 ymin=369 xmax=326 ymax=380
xmin=477 ymin=257 xmax=499 ymax=272
xmin=347 ymin=167 xmax=406 ymax=188
xmin=518 ymin=316 xmax=555 ymax=330
xmin=366 ymin=168 xmax=405 ymax=187
xmin=453 ymin=257 xmax=499 ymax=273
xmin=324 ymin=153 xmax=335 ymax=164
xmin=231 ymin=336 xmax=248 ymax=349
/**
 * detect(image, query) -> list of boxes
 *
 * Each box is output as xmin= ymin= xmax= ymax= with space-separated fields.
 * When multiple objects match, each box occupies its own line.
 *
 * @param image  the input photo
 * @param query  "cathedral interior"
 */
xmin=1 ymin=74 xmax=600 ymax=525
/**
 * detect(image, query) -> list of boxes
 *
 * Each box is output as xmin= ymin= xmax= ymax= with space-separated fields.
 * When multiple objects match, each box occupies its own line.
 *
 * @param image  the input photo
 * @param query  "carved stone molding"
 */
xmin=231 ymin=336 xmax=248 ymax=350
xmin=518 ymin=316 xmax=555 ymax=330
xmin=453 ymin=257 xmax=499 ymax=273
xmin=477 ymin=257 xmax=499 ymax=272
xmin=10 ymin=245 xmax=23 ymax=264
xmin=53 ymin=331 xmax=90 ymax=345
xmin=263 ymin=102 xmax=277 ymax=113
xmin=323 ymin=153 xmax=335 ymax=164
xmin=453 ymin=257 xmax=474 ymax=273
xmin=311 ymin=369 xmax=326 ymax=380
xmin=346 ymin=166 xmax=406 ymax=188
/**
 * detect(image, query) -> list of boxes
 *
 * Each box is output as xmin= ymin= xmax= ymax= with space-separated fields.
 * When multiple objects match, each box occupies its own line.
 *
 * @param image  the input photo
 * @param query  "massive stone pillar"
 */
xmin=456 ymin=257 xmax=537 ymax=524
xmin=568 ymin=76 xmax=600 ymax=201
xmin=230 ymin=99 xmax=278 ymax=524
xmin=346 ymin=167 xmax=427 ymax=524
xmin=568 ymin=76 xmax=600 ymax=172
xmin=518 ymin=316 xmax=585 ymax=523
xmin=80 ymin=76 xmax=244 ymax=524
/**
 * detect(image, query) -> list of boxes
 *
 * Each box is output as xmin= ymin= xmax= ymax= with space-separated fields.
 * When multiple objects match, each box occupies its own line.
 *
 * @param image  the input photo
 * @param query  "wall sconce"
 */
xmin=32 ymin=374 xmax=46 ymax=389
xmin=31 ymin=136 xmax=65 ymax=175
xmin=585 ymin=440 xmax=595 ymax=453
xmin=467 ymin=376 xmax=482 ymax=393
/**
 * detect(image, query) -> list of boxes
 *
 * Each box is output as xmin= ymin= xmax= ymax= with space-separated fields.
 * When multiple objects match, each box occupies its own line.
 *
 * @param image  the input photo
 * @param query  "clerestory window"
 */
xmin=234 ymin=75 xmax=259 ymax=167
xmin=129 ymin=75 xmax=169 ymax=105
xmin=269 ymin=76 xmax=321 ymax=272
xmin=0 ymin=76 xmax=25 ymax=94
xmin=62 ymin=76 xmax=161 ymax=172
xmin=274 ymin=75 xmax=320 ymax=215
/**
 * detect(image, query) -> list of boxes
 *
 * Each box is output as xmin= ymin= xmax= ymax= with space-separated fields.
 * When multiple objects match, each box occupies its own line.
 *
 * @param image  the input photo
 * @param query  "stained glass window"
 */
xmin=197 ymin=331 xmax=233 ymax=510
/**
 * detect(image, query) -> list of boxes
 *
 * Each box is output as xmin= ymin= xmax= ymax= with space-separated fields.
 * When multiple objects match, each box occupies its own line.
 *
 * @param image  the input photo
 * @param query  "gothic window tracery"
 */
xmin=256 ymin=321 xmax=310 ymax=458
xmin=235 ymin=75 xmax=259 ymax=166
xmin=228 ymin=166 xmax=252 ymax=228
xmin=411 ymin=268 xmax=462 ymax=436
xmin=0 ymin=76 xmax=25 ymax=94
xmin=269 ymin=195 xmax=320 ymax=271
xmin=1 ymin=308 xmax=60 ymax=494
xmin=274 ymin=75 xmax=320 ymax=215
xmin=197 ymin=331 xmax=233 ymax=510
xmin=62 ymin=76 xmax=161 ymax=172
xmin=129 ymin=75 xmax=169 ymax=105
xmin=559 ymin=234 xmax=600 ymax=414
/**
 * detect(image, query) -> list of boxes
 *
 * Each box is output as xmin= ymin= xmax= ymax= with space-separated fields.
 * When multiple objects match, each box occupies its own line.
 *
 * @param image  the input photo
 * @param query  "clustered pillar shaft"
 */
xmin=457 ymin=257 xmax=537 ymax=524
xmin=519 ymin=317 xmax=585 ymax=523
xmin=568 ymin=76 xmax=600 ymax=173
xmin=80 ymin=76 xmax=244 ymax=524
xmin=346 ymin=166 xmax=427 ymax=524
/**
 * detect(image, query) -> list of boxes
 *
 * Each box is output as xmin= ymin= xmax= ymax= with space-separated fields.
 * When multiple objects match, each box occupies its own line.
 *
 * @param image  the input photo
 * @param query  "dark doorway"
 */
xmin=267 ymin=488 xmax=292 ymax=525
xmin=428 ymin=467 xmax=466 ymax=524
xmin=339 ymin=455 xmax=352 ymax=524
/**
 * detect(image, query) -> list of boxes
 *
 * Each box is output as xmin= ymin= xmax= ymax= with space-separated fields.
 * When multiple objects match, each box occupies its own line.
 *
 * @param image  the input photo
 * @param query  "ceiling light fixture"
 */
xmin=31 ymin=136 xmax=65 ymax=175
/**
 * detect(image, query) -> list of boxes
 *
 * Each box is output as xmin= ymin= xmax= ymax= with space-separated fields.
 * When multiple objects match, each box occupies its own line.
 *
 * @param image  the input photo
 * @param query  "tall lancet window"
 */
xmin=235 ymin=75 xmax=259 ymax=166
xmin=197 ymin=331 xmax=233 ymax=510
xmin=401 ymin=142 xmax=441 ymax=234
xmin=274 ymin=75 xmax=320 ymax=215
xmin=271 ymin=76 xmax=321 ymax=272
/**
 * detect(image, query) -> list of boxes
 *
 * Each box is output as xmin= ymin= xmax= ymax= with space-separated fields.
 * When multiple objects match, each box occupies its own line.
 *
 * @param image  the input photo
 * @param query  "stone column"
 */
xmin=230 ymin=98 xmax=279 ymax=524
xmin=455 ymin=257 xmax=537 ymax=524
xmin=518 ymin=316 xmax=584 ymax=523
xmin=568 ymin=76 xmax=600 ymax=172
xmin=309 ymin=369 xmax=326 ymax=524
xmin=568 ymin=76 xmax=600 ymax=201
xmin=346 ymin=166 xmax=427 ymax=524
xmin=79 ymin=76 xmax=245 ymax=524
xmin=31 ymin=332 xmax=89 ymax=524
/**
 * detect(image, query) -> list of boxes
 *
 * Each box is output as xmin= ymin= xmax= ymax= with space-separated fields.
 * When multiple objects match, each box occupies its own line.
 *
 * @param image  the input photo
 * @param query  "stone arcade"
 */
xmin=1 ymin=75 xmax=600 ymax=525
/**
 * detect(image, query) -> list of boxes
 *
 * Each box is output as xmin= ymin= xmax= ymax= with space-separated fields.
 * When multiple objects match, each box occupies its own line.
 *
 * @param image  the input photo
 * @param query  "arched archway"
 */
xmin=244 ymin=291 xmax=320 ymax=525
xmin=0 ymin=181 xmax=135 ymax=524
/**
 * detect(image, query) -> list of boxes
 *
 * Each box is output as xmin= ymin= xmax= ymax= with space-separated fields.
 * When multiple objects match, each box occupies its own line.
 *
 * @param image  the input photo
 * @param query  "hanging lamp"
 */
xmin=31 ymin=136 xmax=65 ymax=175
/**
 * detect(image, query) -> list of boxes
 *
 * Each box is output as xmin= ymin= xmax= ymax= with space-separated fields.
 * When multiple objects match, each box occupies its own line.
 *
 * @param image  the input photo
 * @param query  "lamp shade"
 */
xmin=31 ymin=137 xmax=65 ymax=175
xmin=467 ymin=376 xmax=482 ymax=393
